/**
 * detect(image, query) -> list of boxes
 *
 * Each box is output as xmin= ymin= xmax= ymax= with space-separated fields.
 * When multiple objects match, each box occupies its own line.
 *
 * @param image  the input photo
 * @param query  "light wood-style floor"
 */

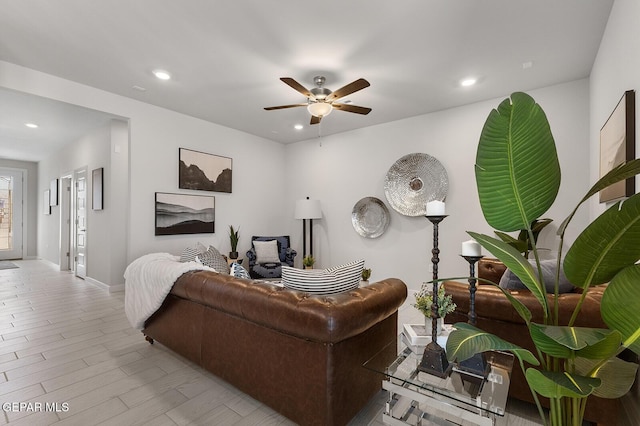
xmin=0 ymin=260 xmax=544 ymax=425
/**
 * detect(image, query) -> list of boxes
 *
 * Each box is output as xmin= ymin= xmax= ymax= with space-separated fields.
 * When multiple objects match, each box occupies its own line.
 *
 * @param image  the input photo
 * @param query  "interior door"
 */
xmin=0 ymin=169 xmax=23 ymax=260
xmin=74 ymin=169 xmax=87 ymax=278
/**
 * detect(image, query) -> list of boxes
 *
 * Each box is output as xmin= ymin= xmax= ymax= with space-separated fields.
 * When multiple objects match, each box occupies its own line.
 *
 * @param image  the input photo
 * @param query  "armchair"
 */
xmin=246 ymin=236 xmax=297 ymax=279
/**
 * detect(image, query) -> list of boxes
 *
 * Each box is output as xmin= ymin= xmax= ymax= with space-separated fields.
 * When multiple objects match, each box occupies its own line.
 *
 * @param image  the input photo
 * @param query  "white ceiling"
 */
xmin=0 ymin=0 xmax=614 ymax=162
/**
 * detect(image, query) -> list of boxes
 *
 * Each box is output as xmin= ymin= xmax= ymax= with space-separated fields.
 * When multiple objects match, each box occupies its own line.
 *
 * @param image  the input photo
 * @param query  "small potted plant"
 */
xmin=302 ymin=255 xmax=315 ymax=269
xmin=360 ymin=268 xmax=372 ymax=286
xmin=228 ymin=225 xmax=239 ymax=260
xmin=413 ymin=285 xmax=456 ymax=335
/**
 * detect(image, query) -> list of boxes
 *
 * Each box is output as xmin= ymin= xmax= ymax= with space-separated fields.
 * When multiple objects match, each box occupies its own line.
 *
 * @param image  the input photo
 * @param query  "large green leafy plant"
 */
xmin=446 ymin=92 xmax=640 ymax=426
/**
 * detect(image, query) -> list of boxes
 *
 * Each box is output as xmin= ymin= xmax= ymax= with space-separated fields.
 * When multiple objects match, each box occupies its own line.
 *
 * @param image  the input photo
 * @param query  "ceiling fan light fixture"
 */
xmin=307 ymin=102 xmax=333 ymax=117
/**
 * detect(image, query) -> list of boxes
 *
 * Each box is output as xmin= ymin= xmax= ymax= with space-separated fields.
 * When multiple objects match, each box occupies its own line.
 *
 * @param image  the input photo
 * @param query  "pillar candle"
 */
xmin=462 ymin=240 xmax=482 ymax=256
xmin=426 ymin=200 xmax=445 ymax=216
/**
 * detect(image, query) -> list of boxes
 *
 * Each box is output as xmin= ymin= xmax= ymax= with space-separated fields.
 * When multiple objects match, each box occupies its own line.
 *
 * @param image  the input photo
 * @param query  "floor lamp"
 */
xmin=294 ymin=197 xmax=322 ymax=260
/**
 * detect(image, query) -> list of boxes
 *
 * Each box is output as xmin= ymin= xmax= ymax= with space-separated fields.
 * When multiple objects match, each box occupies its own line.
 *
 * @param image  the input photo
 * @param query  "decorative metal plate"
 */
xmin=351 ymin=197 xmax=390 ymax=238
xmin=384 ymin=153 xmax=448 ymax=216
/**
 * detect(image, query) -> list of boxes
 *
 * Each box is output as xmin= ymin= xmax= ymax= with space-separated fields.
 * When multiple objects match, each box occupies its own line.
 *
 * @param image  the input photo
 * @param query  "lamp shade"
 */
xmin=307 ymin=102 xmax=333 ymax=117
xmin=294 ymin=198 xmax=322 ymax=219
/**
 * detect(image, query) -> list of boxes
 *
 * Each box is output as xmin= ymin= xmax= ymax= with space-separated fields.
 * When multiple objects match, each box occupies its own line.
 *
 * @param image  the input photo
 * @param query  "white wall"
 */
xmin=0 ymin=60 xmax=592 ymax=295
xmin=1 ymin=60 xmax=288 ymax=286
xmin=285 ymin=79 xmax=591 ymax=293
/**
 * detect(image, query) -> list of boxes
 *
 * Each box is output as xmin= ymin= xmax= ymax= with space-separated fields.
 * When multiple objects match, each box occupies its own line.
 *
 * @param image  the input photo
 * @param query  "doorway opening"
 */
xmin=0 ymin=168 xmax=24 ymax=260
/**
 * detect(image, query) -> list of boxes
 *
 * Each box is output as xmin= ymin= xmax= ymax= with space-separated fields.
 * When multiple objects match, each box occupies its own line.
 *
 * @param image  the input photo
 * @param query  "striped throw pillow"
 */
xmin=282 ymin=259 xmax=365 ymax=295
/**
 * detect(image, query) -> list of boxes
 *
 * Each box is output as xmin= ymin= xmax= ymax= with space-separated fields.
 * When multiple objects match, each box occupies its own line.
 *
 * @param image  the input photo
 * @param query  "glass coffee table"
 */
xmin=363 ymin=333 xmax=514 ymax=426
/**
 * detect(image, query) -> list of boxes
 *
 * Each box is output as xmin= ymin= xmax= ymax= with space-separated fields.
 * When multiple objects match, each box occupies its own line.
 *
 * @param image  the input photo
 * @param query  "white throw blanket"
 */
xmin=124 ymin=252 xmax=214 ymax=330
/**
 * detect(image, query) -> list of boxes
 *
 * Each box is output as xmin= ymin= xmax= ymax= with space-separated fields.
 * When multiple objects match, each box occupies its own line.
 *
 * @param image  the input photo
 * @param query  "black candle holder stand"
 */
xmin=418 ymin=215 xmax=452 ymax=378
xmin=458 ymin=254 xmax=489 ymax=378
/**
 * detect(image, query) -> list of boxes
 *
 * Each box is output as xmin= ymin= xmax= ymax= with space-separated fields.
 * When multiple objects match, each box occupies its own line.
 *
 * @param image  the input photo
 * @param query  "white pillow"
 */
xmin=282 ymin=259 xmax=365 ymax=295
xmin=253 ymin=240 xmax=280 ymax=264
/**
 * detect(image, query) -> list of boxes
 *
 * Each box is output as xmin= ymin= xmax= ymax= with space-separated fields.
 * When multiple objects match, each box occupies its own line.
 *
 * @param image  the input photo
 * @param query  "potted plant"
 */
xmin=445 ymin=92 xmax=640 ymax=426
xmin=413 ymin=285 xmax=456 ymax=335
xmin=302 ymin=255 xmax=315 ymax=269
xmin=361 ymin=267 xmax=372 ymax=285
xmin=228 ymin=225 xmax=239 ymax=260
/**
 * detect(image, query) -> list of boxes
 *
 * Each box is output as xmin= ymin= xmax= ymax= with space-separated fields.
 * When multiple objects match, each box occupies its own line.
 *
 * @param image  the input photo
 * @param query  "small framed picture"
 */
xmin=92 ymin=168 xmax=103 ymax=210
xmin=43 ymin=190 xmax=51 ymax=215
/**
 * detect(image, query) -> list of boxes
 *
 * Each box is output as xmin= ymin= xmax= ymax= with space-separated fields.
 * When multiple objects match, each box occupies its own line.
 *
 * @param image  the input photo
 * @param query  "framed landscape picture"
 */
xmin=179 ymin=148 xmax=232 ymax=193
xmin=599 ymin=90 xmax=636 ymax=203
xmin=155 ymin=192 xmax=215 ymax=236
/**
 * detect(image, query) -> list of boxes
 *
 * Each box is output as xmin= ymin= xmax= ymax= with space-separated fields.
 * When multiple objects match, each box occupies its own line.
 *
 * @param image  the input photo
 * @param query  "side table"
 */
xmin=363 ymin=334 xmax=514 ymax=426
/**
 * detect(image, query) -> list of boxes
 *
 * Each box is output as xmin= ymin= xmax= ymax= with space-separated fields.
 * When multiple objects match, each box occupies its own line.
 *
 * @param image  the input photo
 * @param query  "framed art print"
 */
xmin=155 ymin=192 xmax=215 ymax=235
xmin=599 ymin=90 xmax=636 ymax=203
xmin=92 ymin=168 xmax=103 ymax=210
xmin=179 ymin=148 xmax=232 ymax=193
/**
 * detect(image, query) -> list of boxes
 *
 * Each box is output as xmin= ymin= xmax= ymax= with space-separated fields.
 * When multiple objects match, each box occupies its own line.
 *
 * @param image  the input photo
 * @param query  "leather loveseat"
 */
xmin=443 ymin=258 xmax=631 ymax=426
xmin=143 ymin=270 xmax=407 ymax=426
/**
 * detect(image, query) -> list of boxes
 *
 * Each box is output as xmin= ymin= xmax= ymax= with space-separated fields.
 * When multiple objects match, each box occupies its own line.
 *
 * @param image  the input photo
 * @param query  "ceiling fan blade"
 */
xmin=310 ymin=115 xmax=322 ymax=125
xmin=325 ymin=78 xmax=370 ymax=102
xmin=280 ymin=77 xmax=316 ymax=100
xmin=264 ymin=103 xmax=307 ymax=111
xmin=331 ymin=103 xmax=372 ymax=115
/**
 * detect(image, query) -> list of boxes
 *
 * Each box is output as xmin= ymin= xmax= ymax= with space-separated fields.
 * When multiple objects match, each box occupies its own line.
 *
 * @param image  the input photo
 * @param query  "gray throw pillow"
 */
xmin=196 ymin=246 xmax=230 ymax=274
xmin=253 ymin=240 xmax=281 ymax=264
xmin=499 ymin=259 xmax=574 ymax=293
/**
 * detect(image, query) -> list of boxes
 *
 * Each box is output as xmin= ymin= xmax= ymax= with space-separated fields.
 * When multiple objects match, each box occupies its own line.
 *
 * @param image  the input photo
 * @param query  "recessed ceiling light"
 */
xmin=294 ymin=124 xmax=304 ymax=130
xmin=460 ymin=78 xmax=477 ymax=87
xmin=24 ymin=123 xmax=38 ymax=128
xmin=153 ymin=70 xmax=171 ymax=80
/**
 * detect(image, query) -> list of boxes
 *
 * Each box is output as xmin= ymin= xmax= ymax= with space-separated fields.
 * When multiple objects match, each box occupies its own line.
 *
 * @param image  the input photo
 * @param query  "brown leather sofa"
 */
xmin=142 ymin=270 xmax=407 ymax=426
xmin=444 ymin=258 xmax=631 ymax=426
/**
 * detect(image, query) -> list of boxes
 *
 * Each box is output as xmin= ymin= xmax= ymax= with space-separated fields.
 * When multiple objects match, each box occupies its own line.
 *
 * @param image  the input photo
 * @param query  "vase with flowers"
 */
xmin=413 ymin=285 xmax=456 ymax=335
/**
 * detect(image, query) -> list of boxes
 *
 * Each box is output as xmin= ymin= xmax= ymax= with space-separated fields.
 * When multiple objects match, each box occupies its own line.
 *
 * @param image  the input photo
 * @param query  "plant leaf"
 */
xmin=475 ymin=92 xmax=560 ymax=232
xmin=564 ymin=193 xmax=640 ymax=288
xmin=468 ymin=232 xmax=548 ymax=314
xmin=530 ymin=323 xmax=620 ymax=359
xmin=529 ymin=323 xmax=571 ymax=358
xmin=575 ymin=357 xmax=638 ymax=398
xmin=558 ymin=159 xmax=640 ymax=235
xmin=601 ymin=265 xmax=640 ymax=355
xmin=526 ymin=368 xmax=600 ymax=399
xmin=446 ymin=323 xmax=539 ymax=366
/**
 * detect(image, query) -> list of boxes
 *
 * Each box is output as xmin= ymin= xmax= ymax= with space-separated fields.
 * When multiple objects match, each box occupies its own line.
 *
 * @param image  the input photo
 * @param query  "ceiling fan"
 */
xmin=264 ymin=76 xmax=371 ymax=125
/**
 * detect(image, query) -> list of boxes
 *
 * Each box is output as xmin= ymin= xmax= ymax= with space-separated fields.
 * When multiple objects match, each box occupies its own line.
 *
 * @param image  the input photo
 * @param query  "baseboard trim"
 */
xmin=84 ymin=276 xmax=124 ymax=293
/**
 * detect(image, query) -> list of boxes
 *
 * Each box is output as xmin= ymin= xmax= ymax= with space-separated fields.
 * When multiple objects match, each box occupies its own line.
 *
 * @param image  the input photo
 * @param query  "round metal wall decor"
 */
xmin=351 ymin=197 xmax=390 ymax=238
xmin=384 ymin=153 xmax=449 ymax=216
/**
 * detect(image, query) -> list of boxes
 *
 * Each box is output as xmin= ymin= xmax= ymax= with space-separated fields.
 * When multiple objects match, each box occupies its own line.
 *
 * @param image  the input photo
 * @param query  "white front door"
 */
xmin=0 ymin=169 xmax=24 ymax=260
xmin=74 ymin=169 xmax=87 ymax=279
